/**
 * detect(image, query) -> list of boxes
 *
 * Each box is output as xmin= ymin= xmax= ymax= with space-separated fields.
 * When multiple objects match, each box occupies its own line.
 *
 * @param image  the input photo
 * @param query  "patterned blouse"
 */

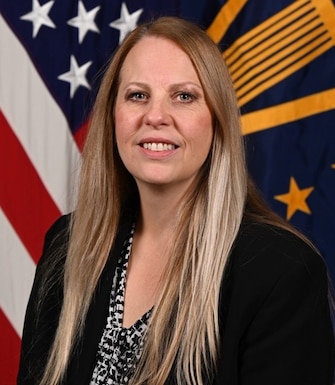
xmin=90 ymin=224 xmax=152 ymax=385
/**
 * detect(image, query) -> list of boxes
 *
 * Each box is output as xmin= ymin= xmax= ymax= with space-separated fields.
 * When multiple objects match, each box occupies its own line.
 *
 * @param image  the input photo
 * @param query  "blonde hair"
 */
xmin=39 ymin=16 xmax=269 ymax=385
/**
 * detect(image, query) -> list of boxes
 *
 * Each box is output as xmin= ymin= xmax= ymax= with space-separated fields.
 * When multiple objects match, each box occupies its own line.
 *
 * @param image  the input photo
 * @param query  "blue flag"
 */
xmin=210 ymin=0 xmax=335 ymax=283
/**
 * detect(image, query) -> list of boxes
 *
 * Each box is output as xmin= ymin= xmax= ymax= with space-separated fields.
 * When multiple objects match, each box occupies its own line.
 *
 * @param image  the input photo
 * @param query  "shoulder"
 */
xmin=225 ymin=221 xmax=329 ymax=313
xmin=36 ymin=214 xmax=71 ymax=270
xmin=42 ymin=214 xmax=71 ymax=254
xmin=31 ymin=214 xmax=72 ymax=309
xmin=218 ymin=222 xmax=334 ymax=385
xmin=34 ymin=213 xmax=72 ymax=296
xmin=231 ymin=221 xmax=325 ymax=278
xmin=46 ymin=213 xmax=71 ymax=237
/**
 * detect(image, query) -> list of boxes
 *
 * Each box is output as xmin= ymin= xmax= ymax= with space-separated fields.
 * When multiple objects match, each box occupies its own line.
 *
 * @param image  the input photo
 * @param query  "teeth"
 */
xmin=143 ymin=142 xmax=176 ymax=151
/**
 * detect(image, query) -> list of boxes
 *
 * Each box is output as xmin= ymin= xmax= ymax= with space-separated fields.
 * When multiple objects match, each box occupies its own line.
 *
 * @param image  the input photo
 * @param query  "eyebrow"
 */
xmin=122 ymin=81 xmax=203 ymax=91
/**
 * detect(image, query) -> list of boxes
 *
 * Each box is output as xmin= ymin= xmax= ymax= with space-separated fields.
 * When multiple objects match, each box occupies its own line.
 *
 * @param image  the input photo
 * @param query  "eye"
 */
xmin=176 ymin=92 xmax=196 ymax=103
xmin=127 ymin=92 xmax=148 ymax=101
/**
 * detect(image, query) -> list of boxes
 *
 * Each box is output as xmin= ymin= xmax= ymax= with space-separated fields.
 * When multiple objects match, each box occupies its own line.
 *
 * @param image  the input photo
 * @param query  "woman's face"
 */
xmin=115 ymin=36 xmax=213 ymax=193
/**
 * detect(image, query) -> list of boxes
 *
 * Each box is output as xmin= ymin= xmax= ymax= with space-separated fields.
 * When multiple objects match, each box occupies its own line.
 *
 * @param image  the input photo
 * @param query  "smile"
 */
xmin=142 ymin=142 xmax=177 ymax=151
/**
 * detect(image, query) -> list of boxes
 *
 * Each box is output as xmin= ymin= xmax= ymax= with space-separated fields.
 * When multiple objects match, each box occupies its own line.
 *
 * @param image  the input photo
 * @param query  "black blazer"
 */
xmin=17 ymin=214 xmax=334 ymax=385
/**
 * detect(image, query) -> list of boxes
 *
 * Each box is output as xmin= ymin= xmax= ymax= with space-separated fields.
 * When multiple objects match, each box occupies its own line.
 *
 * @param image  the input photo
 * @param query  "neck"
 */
xmin=136 ymin=183 xmax=188 ymax=238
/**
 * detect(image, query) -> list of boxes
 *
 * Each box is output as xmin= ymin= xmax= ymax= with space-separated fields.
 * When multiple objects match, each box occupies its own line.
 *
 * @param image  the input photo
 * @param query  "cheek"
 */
xmin=114 ymin=125 xmax=123 ymax=153
xmin=195 ymin=114 xmax=213 ymax=154
xmin=114 ymin=110 xmax=138 ymax=168
xmin=115 ymin=105 xmax=141 ymax=139
xmin=114 ymin=109 xmax=131 ymax=146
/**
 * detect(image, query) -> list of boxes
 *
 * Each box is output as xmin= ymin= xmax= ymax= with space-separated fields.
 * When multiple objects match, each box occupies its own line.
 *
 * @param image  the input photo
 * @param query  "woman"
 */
xmin=18 ymin=17 xmax=334 ymax=385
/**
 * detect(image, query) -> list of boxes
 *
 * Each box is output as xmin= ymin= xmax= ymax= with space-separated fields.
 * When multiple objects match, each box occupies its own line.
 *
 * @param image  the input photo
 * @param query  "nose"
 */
xmin=143 ymin=97 xmax=171 ymax=128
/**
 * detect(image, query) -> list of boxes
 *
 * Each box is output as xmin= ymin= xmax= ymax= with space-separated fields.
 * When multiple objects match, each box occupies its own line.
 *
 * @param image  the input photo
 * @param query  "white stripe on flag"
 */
xmin=0 ymin=14 xmax=81 ymax=214
xmin=0 ymin=209 xmax=36 ymax=337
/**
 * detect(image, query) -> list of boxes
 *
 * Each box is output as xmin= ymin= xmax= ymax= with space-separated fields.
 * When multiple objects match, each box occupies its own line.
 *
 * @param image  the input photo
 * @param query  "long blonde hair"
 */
xmin=40 ymin=16 xmax=259 ymax=385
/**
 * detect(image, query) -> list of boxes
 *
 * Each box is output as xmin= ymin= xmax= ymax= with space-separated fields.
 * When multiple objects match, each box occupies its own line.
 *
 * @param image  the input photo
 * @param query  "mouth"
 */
xmin=141 ymin=142 xmax=178 ymax=152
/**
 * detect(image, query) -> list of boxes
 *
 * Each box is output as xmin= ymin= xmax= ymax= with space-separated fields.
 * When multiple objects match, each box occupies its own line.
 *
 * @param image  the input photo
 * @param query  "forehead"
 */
xmin=119 ymin=36 xmax=199 ymax=82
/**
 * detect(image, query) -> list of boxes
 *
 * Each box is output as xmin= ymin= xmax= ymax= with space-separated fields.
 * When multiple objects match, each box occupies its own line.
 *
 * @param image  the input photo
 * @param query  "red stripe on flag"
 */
xmin=0 ymin=309 xmax=21 ymax=385
xmin=74 ymin=119 xmax=89 ymax=152
xmin=0 ymin=110 xmax=61 ymax=263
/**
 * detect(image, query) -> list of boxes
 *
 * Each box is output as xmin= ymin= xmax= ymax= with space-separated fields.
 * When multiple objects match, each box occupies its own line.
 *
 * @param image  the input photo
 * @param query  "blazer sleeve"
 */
xmin=218 ymin=224 xmax=335 ymax=385
xmin=17 ymin=215 xmax=70 ymax=385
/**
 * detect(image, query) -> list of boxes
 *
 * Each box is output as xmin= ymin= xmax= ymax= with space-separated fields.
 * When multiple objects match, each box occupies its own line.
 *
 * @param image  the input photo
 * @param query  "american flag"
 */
xmin=1 ymin=1 xmax=335 ymax=383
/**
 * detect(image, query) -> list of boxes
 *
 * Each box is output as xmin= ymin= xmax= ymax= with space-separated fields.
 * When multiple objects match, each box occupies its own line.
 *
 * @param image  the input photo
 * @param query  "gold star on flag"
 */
xmin=331 ymin=164 xmax=335 ymax=169
xmin=274 ymin=177 xmax=314 ymax=220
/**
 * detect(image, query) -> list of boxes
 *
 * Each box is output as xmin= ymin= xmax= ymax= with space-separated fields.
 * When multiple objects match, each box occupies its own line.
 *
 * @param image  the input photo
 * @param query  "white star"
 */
xmin=20 ymin=0 xmax=56 ymax=38
xmin=109 ymin=2 xmax=143 ymax=44
xmin=57 ymin=55 xmax=92 ymax=98
xmin=67 ymin=1 xmax=100 ymax=44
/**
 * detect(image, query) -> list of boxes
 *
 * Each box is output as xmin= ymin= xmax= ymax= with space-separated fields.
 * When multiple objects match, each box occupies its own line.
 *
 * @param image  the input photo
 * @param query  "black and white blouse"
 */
xmin=90 ymin=224 xmax=152 ymax=385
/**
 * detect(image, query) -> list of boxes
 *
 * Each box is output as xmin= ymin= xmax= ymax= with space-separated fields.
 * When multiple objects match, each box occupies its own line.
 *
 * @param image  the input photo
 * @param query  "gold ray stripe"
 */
xmin=206 ymin=0 xmax=247 ymax=44
xmin=229 ymin=11 xmax=322 ymax=78
xmin=233 ymin=10 xmax=329 ymax=100
xmin=313 ymin=0 xmax=335 ymax=43
xmin=233 ymin=28 xmax=328 ymax=90
xmin=230 ymin=18 xmax=323 ymax=81
xmin=241 ymin=89 xmax=335 ymax=135
xmin=224 ymin=0 xmax=311 ymax=61
xmin=238 ymin=39 xmax=333 ymax=106
xmin=222 ymin=0 xmax=335 ymax=107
